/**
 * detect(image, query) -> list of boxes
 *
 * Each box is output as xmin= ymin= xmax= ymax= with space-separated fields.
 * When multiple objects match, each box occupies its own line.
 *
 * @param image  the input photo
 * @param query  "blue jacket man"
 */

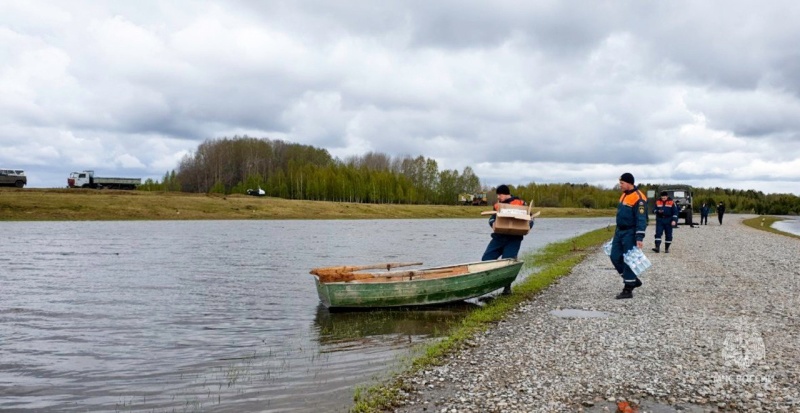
xmin=652 ymin=191 xmax=678 ymax=253
xmin=610 ymin=173 xmax=647 ymax=299
xmin=482 ymin=184 xmax=533 ymax=294
xmin=700 ymin=203 xmax=710 ymax=225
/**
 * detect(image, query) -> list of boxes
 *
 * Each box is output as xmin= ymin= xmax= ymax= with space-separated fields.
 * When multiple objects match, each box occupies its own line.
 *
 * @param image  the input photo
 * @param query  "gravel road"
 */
xmin=391 ymin=215 xmax=800 ymax=412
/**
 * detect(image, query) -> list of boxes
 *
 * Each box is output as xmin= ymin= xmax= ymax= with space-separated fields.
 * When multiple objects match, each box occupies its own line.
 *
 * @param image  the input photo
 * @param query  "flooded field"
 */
xmin=0 ymin=218 xmax=610 ymax=412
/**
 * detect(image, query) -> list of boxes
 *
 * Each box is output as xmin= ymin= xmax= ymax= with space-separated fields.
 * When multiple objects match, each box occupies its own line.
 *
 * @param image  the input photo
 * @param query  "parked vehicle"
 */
xmin=0 ymin=169 xmax=27 ymax=188
xmin=458 ymin=193 xmax=489 ymax=206
xmin=310 ymin=259 xmax=523 ymax=309
xmin=646 ymin=184 xmax=694 ymax=226
xmin=246 ymin=187 xmax=266 ymax=196
xmin=67 ymin=170 xmax=141 ymax=190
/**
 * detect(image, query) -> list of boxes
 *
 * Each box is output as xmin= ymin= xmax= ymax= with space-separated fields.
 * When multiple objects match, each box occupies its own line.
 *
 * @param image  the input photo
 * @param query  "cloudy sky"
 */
xmin=2 ymin=1 xmax=800 ymax=194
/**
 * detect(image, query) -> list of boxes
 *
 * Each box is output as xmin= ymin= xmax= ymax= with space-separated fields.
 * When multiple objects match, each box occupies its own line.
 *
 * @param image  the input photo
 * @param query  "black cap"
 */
xmin=495 ymin=184 xmax=510 ymax=195
xmin=660 ymin=191 xmax=668 ymax=196
xmin=619 ymin=173 xmax=634 ymax=185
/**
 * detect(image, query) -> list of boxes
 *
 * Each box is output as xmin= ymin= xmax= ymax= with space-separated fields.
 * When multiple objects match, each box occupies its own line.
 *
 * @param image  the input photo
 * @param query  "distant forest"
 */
xmin=140 ymin=136 xmax=800 ymax=215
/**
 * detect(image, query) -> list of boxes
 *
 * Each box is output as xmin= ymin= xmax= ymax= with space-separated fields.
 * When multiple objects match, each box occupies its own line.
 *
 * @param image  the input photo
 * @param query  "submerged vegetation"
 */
xmin=350 ymin=226 xmax=613 ymax=412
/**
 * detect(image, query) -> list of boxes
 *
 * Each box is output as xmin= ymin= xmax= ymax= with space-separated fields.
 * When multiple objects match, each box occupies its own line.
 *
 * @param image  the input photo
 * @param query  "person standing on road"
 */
xmin=609 ymin=173 xmax=647 ymax=299
xmin=652 ymin=191 xmax=678 ymax=253
xmin=717 ymin=202 xmax=726 ymax=225
xmin=700 ymin=203 xmax=710 ymax=225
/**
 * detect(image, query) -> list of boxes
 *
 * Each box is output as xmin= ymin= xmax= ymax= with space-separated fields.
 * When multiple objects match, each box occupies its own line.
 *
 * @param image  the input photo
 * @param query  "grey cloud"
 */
xmin=3 ymin=0 xmax=800 ymax=194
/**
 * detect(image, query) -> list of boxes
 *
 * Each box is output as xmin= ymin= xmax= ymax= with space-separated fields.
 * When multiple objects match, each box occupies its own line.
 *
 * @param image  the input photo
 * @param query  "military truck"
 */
xmin=0 ymin=169 xmax=27 ymax=188
xmin=646 ymin=184 xmax=694 ymax=226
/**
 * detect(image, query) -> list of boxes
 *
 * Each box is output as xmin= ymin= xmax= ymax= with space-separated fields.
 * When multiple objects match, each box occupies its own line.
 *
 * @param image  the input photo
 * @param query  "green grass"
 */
xmin=742 ymin=215 xmax=800 ymax=240
xmin=350 ymin=226 xmax=614 ymax=412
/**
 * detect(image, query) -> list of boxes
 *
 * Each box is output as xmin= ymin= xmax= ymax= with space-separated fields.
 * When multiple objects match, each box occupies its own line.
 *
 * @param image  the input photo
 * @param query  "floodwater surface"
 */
xmin=772 ymin=216 xmax=800 ymax=237
xmin=0 ymin=218 xmax=611 ymax=412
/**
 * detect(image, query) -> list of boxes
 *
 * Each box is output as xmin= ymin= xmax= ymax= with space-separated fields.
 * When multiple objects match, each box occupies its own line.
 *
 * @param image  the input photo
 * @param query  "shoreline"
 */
xmin=0 ymin=188 xmax=612 ymax=221
xmin=365 ymin=217 xmax=800 ymax=412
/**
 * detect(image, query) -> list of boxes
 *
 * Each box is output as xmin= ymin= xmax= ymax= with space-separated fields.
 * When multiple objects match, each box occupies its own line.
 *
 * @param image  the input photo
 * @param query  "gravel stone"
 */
xmin=391 ymin=216 xmax=800 ymax=412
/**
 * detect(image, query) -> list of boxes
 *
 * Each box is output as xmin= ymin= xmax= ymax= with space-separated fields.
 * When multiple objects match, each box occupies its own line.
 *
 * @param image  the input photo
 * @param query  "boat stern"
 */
xmin=312 ymin=276 xmax=333 ymax=308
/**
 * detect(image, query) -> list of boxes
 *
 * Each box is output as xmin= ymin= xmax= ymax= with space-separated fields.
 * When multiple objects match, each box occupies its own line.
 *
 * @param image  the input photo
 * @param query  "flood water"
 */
xmin=0 ymin=217 xmax=611 ymax=412
xmin=772 ymin=216 xmax=800 ymax=237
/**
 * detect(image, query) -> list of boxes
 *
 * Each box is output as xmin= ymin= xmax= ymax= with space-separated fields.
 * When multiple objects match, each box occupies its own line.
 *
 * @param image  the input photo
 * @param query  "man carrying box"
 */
xmin=481 ymin=185 xmax=534 ymax=294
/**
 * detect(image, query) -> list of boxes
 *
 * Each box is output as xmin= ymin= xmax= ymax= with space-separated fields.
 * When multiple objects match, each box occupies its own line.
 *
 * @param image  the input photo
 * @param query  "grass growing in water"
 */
xmin=742 ymin=215 xmax=800 ymax=240
xmin=350 ymin=226 xmax=614 ymax=412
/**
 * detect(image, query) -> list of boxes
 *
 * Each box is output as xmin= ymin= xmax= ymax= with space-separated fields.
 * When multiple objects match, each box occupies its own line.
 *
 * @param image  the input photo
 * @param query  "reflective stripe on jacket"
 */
xmin=654 ymin=198 xmax=679 ymax=221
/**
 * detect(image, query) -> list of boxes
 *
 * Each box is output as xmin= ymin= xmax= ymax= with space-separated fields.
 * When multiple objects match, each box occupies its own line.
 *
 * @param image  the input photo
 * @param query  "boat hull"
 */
xmin=314 ymin=259 xmax=523 ymax=309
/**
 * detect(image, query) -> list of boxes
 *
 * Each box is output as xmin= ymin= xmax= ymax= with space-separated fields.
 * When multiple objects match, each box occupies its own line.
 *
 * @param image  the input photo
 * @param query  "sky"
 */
xmin=2 ymin=1 xmax=800 ymax=194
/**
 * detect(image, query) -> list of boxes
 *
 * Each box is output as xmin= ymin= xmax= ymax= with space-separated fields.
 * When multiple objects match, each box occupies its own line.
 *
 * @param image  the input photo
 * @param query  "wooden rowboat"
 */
xmin=310 ymin=259 xmax=524 ymax=309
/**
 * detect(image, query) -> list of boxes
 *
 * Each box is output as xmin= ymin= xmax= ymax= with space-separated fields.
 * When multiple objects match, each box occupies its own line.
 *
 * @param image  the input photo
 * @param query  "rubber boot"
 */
xmin=665 ymin=244 xmax=670 ymax=254
xmin=652 ymin=241 xmax=660 ymax=253
xmin=615 ymin=286 xmax=634 ymax=299
xmin=632 ymin=278 xmax=643 ymax=289
xmin=651 ymin=246 xmax=660 ymax=253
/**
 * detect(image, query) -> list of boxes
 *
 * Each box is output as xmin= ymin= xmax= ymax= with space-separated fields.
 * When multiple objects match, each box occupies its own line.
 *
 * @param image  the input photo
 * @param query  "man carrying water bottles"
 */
xmin=610 ymin=173 xmax=648 ymax=299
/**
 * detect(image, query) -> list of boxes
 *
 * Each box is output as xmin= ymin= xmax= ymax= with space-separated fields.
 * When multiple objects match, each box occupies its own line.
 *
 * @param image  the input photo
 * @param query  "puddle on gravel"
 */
xmin=549 ymin=309 xmax=611 ymax=318
xmin=583 ymin=400 xmax=708 ymax=412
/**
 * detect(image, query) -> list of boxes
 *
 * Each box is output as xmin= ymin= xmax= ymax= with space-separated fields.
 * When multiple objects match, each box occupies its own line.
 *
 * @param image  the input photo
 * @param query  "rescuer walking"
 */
xmin=609 ymin=173 xmax=648 ymax=299
xmin=652 ymin=191 xmax=678 ymax=253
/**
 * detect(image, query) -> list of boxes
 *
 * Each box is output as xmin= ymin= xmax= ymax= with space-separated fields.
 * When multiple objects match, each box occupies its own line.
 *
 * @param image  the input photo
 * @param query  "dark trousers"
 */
xmin=700 ymin=214 xmax=708 ymax=225
xmin=654 ymin=218 xmax=673 ymax=249
xmin=610 ymin=229 xmax=637 ymax=285
xmin=718 ymin=213 xmax=724 ymax=224
xmin=481 ymin=233 xmax=522 ymax=261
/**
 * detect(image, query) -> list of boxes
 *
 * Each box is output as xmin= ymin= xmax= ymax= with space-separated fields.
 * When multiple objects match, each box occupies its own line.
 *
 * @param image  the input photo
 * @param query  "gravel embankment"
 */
xmin=391 ymin=216 xmax=800 ymax=413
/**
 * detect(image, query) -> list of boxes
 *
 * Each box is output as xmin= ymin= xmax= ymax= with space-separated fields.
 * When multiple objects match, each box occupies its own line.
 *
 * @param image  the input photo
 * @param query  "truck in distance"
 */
xmin=0 ymin=169 xmax=27 ymax=188
xmin=67 ymin=170 xmax=141 ymax=190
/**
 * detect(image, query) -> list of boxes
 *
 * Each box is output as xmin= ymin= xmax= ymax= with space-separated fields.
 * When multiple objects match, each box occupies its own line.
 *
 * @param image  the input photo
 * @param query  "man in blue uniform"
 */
xmin=481 ymin=185 xmax=531 ymax=262
xmin=652 ymin=191 xmax=678 ymax=253
xmin=610 ymin=173 xmax=647 ymax=299
xmin=700 ymin=203 xmax=710 ymax=225
xmin=482 ymin=184 xmax=533 ymax=294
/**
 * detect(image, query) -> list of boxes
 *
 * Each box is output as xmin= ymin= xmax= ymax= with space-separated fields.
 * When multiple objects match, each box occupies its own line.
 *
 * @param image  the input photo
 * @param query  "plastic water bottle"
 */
xmin=603 ymin=239 xmax=613 ymax=256
xmin=639 ymin=250 xmax=652 ymax=273
xmin=623 ymin=247 xmax=652 ymax=276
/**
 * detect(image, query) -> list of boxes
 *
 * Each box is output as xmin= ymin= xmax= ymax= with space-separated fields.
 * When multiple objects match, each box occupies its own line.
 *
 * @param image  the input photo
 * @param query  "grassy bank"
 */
xmin=350 ymin=226 xmax=614 ymax=412
xmin=742 ymin=215 xmax=800 ymax=240
xmin=0 ymin=188 xmax=614 ymax=221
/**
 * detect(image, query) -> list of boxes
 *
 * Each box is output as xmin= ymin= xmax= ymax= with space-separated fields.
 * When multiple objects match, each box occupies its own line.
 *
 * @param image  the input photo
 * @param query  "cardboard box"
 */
xmin=492 ymin=204 xmax=532 ymax=236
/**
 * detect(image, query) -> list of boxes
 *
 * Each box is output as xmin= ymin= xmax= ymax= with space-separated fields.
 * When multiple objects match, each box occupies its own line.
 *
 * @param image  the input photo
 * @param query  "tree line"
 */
xmin=138 ymin=136 xmax=800 ymax=215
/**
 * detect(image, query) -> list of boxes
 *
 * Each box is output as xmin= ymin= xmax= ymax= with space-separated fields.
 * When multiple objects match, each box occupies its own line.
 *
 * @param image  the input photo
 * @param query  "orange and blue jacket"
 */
xmin=616 ymin=187 xmax=648 ymax=241
xmin=654 ymin=198 xmax=679 ymax=223
xmin=493 ymin=196 xmax=525 ymax=210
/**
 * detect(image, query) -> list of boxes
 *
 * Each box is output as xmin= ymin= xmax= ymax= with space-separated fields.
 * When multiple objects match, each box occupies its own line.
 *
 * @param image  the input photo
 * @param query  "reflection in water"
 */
xmin=0 ymin=218 xmax=610 ymax=412
xmin=313 ymin=303 xmax=477 ymax=346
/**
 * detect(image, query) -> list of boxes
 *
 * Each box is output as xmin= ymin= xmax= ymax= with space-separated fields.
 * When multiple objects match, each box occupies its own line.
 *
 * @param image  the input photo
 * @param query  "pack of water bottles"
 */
xmin=603 ymin=239 xmax=613 ymax=256
xmin=623 ymin=247 xmax=652 ymax=276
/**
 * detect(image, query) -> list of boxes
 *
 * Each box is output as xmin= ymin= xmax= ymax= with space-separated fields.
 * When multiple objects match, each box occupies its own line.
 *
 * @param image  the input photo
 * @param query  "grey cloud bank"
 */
xmin=2 ymin=1 xmax=799 ymax=194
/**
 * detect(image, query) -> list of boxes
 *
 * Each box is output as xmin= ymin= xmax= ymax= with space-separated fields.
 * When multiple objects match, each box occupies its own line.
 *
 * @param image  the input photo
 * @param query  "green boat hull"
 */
xmin=314 ymin=260 xmax=524 ymax=309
